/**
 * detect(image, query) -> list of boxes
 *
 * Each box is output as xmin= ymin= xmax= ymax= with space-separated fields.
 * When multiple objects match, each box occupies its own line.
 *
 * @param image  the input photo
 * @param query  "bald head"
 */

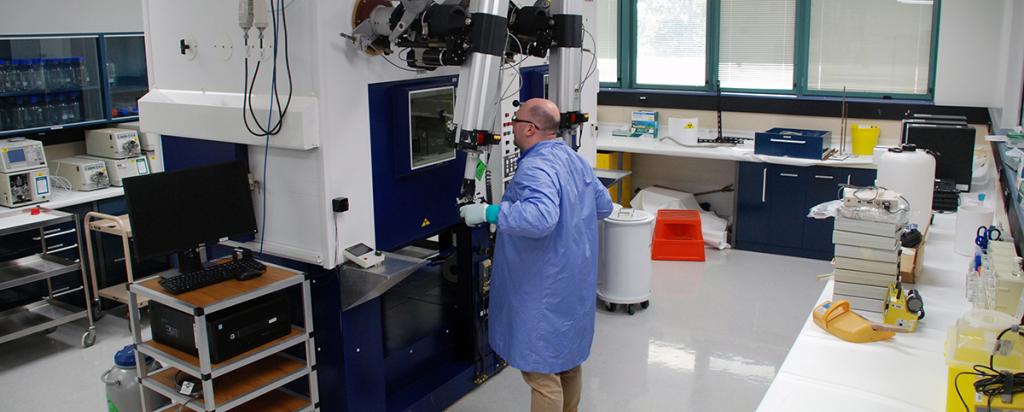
xmin=521 ymin=98 xmax=560 ymax=136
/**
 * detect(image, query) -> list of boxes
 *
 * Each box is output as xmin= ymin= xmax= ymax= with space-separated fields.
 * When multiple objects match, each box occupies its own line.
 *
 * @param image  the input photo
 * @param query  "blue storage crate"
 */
xmin=754 ymin=128 xmax=832 ymax=160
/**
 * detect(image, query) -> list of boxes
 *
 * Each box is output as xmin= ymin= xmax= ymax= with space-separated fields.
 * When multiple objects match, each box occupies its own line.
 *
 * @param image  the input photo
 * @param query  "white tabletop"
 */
xmin=757 ymin=209 xmax=993 ymax=411
xmin=6 ymin=186 xmax=124 ymax=213
xmin=596 ymin=123 xmax=876 ymax=169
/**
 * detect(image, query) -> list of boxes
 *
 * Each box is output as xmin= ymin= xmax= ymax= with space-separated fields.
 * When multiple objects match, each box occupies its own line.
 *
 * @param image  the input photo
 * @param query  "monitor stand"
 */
xmin=177 ymin=247 xmax=204 ymax=273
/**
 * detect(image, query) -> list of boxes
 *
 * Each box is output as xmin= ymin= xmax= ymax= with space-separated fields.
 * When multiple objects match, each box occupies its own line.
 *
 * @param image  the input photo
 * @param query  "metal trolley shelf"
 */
xmin=0 ymin=208 xmax=96 ymax=347
xmin=84 ymin=212 xmax=159 ymax=311
xmin=127 ymin=260 xmax=319 ymax=412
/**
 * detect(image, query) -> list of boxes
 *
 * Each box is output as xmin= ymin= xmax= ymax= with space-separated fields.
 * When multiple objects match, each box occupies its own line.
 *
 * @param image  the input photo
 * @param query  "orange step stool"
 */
xmin=652 ymin=210 xmax=705 ymax=261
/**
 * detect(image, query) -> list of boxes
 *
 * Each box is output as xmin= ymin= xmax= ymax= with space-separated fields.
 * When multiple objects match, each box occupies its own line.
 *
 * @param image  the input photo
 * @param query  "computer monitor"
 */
xmin=122 ymin=161 xmax=258 ymax=272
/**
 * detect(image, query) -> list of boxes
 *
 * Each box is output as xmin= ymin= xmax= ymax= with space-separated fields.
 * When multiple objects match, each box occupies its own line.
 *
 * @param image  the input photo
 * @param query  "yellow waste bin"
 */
xmin=851 ymin=124 xmax=880 ymax=156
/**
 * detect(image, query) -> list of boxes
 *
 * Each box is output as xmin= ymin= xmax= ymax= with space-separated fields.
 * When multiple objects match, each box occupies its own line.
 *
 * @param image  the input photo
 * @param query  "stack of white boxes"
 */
xmin=82 ymin=128 xmax=150 ymax=186
xmin=832 ymin=215 xmax=905 ymax=314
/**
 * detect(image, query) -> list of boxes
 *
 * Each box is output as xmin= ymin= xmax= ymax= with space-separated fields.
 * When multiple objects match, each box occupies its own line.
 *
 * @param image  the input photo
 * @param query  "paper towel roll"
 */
xmin=955 ymin=204 xmax=994 ymax=256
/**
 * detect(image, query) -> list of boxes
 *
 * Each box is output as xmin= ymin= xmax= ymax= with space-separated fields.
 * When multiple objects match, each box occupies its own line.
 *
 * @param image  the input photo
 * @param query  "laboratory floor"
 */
xmin=0 ymin=249 xmax=830 ymax=411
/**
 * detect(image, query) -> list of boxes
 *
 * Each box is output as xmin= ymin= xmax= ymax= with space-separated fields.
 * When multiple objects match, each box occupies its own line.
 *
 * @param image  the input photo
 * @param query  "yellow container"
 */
xmin=851 ymin=124 xmax=880 ymax=156
xmin=945 ymin=310 xmax=1024 ymax=411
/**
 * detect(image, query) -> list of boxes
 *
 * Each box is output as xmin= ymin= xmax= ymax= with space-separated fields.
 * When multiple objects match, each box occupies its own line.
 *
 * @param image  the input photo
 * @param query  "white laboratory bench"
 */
xmin=756 ymin=170 xmax=1007 ymax=411
xmin=0 ymin=187 xmax=124 ymax=230
xmin=595 ymin=123 xmax=876 ymax=169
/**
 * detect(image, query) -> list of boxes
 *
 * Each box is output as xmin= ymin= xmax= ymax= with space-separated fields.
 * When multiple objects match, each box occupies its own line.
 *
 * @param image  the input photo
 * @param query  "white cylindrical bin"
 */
xmin=954 ymin=204 xmax=994 ymax=256
xmin=599 ymin=208 xmax=655 ymax=314
xmin=597 ymin=203 xmax=623 ymax=291
xmin=876 ymin=145 xmax=936 ymax=229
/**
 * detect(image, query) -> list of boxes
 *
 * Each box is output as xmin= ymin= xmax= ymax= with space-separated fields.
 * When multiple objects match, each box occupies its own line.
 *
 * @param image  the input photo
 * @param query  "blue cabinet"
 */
xmin=735 ymin=162 xmax=876 ymax=260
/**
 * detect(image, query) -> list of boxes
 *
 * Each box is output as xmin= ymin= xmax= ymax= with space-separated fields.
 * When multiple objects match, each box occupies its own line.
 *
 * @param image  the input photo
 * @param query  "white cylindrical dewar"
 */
xmin=599 ymin=208 xmax=655 ymax=304
xmin=876 ymin=146 xmax=936 ymax=229
xmin=955 ymin=204 xmax=994 ymax=256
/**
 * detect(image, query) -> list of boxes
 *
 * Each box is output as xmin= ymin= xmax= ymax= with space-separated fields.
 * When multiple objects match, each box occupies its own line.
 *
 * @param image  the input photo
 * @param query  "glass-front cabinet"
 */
xmin=0 ymin=36 xmax=105 ymax=133
xmin=103 ymin=34 xmax=147 ymax=119
xmin=0 ymin=33 xmax=147 ymax=136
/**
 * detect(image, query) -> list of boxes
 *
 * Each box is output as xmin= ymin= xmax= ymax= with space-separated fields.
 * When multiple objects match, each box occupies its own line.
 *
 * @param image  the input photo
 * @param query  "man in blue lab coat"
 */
xmin=460 ymin=98 xmax=614 ymax=412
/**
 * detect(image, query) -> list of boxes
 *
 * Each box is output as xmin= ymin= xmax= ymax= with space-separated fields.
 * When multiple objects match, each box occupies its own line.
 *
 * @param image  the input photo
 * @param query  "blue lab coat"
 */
xmin=490 ymin=139 xmax=614 ymax=374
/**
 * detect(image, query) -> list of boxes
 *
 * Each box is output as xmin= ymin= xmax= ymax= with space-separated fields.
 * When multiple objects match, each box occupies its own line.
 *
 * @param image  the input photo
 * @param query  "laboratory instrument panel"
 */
xmin=0 ymin=138 xmax=49 ymax=207
xmin=80 ymin=155 xmax=149 ymax=186
xmin=52 ymin=156 xmax=110 ymax=191
xmin=0 ymin=137 xmax=46 ymax=173
xmin=85 ymin=127 xmax=142 ymax=159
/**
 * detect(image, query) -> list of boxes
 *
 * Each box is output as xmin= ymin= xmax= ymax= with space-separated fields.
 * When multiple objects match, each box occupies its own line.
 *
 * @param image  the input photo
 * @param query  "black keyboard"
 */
xmin=158 ymin=258 xmax=267 ymax=295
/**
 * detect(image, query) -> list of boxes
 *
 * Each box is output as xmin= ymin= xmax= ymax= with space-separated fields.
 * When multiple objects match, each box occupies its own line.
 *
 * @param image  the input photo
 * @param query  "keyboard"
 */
xmin=158 ymin=258 xmax=267 ymax=295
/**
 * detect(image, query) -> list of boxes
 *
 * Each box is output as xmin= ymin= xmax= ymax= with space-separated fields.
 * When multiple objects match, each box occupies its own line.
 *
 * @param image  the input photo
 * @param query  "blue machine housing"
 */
xmin=754 ymin=127 xmax=832 ymax=160
xmin=369 ymin=75 xmax=466 ymax=252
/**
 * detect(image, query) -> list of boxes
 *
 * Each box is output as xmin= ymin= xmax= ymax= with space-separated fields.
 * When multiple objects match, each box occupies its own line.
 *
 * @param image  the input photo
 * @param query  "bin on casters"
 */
xmin=599 ymin=208 xmax=655 ymax=315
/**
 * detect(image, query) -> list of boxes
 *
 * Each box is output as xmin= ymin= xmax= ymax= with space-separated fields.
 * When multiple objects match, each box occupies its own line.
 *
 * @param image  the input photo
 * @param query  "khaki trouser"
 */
xmin=520 ymin=365 xmax=582 ymax=412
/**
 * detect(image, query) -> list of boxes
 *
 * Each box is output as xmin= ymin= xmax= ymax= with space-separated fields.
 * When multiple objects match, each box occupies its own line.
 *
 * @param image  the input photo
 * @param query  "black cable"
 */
xmin=955 ymin=326 xmax=1024 ymax=410
xmin=241 ymin=0 xmax=293 ymax=137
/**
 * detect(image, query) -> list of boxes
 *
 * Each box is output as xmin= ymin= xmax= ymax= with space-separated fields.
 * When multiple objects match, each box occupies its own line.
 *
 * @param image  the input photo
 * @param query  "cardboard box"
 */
xmin=630 ymin=111 xmax=658 ymax=138
xmin=899 ymin=225 xmax=928 ymax=284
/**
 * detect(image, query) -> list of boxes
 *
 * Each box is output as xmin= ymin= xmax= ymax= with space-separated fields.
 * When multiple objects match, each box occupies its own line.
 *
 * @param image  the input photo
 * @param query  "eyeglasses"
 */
xmin=511 ymin=116 xmax=540 ymax=129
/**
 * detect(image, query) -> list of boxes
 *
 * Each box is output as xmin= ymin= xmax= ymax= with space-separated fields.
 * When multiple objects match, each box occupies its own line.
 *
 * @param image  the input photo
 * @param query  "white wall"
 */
xmin=0 ymin=0 xmax=143 ymax=34
xmin=990 ymin=0 xmax=1024 ymax=130
xmin=933 ymin=0 xmax=1006 ymax=107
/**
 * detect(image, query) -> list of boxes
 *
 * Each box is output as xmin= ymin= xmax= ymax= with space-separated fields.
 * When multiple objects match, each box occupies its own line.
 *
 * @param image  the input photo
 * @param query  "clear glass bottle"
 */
xmin=68 ymin=92 xmax=81 ymax=123
xmin=43 ymin=95 xmax=59 ymax=125
xmin=27 ymin=95 xmax=44 ymax=127
xmin=0 ymin=59 xmax=8 ymax=94
xmin=75 ymin=57 xmax=90 ymax=86
xmin=13 ymin=97 xmax=28 ymax=129
xmin=29 ymin=59 xmax=45 ymax=91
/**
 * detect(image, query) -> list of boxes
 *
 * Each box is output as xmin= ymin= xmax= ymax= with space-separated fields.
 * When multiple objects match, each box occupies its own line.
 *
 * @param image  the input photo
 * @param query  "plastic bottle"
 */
xmin=106 ymin=62 xmax=117 ymax=87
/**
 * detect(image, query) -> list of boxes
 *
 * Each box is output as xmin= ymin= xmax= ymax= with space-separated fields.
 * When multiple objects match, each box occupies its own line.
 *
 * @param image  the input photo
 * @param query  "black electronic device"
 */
xmin=157 ymin=257 xmax=267 ymax=294
xmin=150 ymin=291 xmax=290 ymax=363
xmin=903 ymin=123 xmax=975 ymax=192
xmin=122 ymin=161 xmax=257 ymax=273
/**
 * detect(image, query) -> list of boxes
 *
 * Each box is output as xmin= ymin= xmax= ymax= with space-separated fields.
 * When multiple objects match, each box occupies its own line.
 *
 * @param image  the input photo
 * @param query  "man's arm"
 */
xmin=498 ymin=164 xmax=561 ymax=238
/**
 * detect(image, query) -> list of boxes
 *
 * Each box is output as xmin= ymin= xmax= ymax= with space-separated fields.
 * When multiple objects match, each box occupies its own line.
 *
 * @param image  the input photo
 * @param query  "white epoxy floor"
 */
xmin=0 ymin=249 xmax=830 ymax=411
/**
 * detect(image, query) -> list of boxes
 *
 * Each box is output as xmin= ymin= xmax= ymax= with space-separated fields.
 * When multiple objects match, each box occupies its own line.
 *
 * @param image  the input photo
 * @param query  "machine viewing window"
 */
xmin=409 ymin=86 xmax=456 ymax=170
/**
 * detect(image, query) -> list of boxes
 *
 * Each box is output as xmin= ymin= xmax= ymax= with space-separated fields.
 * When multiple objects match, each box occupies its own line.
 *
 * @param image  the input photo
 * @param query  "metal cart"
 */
xmin=0 ymin=208 xmax=96 ymax=347
xmin=84 ymin=211 xmax=158 ymax=316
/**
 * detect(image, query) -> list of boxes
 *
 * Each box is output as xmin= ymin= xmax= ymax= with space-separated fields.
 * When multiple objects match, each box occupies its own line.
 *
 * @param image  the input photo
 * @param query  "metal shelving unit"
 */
xmin=0 ymin=208 xmax=96 ymax=347
xmin=127 ymin=261 xmax=319 ymax=412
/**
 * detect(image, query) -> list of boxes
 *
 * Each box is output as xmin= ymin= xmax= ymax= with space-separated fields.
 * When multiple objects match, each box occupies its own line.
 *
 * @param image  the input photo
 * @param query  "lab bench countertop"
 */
xmin=4 ymin=186 xmax=124 ymax=212
xmin=596 ymin=123 xmax=877 ymax=169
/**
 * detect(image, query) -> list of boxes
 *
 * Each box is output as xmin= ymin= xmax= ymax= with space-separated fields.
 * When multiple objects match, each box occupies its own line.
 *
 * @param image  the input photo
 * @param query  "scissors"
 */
xmin=976 ymin=225 xmax=1002 ymax=250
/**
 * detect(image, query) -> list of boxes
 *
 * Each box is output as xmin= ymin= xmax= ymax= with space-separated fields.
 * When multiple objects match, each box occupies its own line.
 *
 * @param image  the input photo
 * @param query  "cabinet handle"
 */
xmin=762 ymin=168 xmax=767 ymax=203
xmin=780 ymin=173 xmax=799 ymax=177
xmin=814 ymin=175 xmax=834 ymax=180
xmin=32 ymin=228 xmax=77 ymax=241
xmin=46 ymin=244 xmax=78 ymax=254
xmin=769 ymin=139 xmax=807 ymax=144
xmin=847 ymin=175 xmax=851 ymax=185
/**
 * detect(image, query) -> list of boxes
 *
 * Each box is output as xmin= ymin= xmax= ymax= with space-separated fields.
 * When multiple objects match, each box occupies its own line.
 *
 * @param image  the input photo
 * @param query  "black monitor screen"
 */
xmin=123 ymin=161 xmax=258 ymax=259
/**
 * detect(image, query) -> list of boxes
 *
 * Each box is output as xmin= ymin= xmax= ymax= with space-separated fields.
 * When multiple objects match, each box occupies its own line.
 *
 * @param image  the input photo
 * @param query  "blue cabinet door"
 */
xmin=767 ymin=165 xmax=809 ymax=249
xmin=735 ymin=162 xmax=770 ymax=245
xmin=803 ymin=167 xmax=848 ymax=254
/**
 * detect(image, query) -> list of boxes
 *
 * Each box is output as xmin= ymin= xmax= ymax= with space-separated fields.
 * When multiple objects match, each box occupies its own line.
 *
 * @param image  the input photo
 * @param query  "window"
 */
xmin=408 ymin=87 xmax=456 ymax=170
xmin=602 ymin=0 xmax=938 ymax=99
xmin=719 ymin=0 xmax=795 ymax=90
xmin=635 ymin=0 xmax=707 ymax=87
xmin=597 ymin=0 xmax=619 ymax=84
xmin=807 ymin=0 xmax=934 ymax=95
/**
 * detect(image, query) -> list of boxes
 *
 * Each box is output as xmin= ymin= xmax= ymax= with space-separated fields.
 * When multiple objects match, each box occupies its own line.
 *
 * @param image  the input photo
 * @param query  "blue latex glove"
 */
xmin=459 ymin=203 xmax=500 ymax=226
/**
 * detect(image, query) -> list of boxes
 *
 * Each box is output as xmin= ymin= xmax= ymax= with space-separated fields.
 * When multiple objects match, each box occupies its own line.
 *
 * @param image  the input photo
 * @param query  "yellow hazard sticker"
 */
xmin=421 ymin=218 xmax=431 ymax=228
